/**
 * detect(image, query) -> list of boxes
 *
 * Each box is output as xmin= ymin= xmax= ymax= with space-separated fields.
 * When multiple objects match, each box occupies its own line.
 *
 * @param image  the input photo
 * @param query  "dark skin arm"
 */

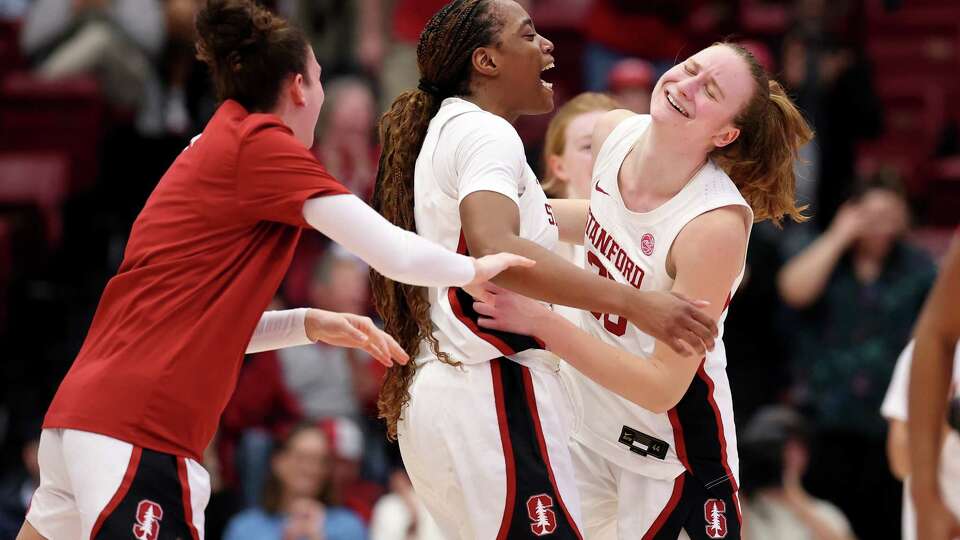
xmin=908 ymin=236 xmax=960 ymax=540
xmin=460 ymin=191 xmax=718 ymax=355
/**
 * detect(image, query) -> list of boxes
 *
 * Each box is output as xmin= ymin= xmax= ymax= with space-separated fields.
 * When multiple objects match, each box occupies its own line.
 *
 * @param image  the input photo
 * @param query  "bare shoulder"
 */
xmin=591 ymin=109 xmax=637 ymax=160
xmin=674 ymin=206 xmax=750 ymax=265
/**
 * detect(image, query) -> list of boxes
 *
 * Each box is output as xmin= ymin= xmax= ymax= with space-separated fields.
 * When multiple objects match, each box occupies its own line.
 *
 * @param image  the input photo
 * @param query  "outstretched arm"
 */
xmin=908 ymin=236 xmax=960 ymax=540
xmin=303 ymin=195 xmax=533 ymax=289
xmin=476 ymin=207 xmax=748 ymax=410
xmin=462 ymin=191 xmax=717 ymax=355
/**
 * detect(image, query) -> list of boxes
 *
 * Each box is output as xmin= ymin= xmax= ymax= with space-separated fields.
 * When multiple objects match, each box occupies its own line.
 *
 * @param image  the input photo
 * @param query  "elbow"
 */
xmin=464 ymin=231 xmax=515 ymax=258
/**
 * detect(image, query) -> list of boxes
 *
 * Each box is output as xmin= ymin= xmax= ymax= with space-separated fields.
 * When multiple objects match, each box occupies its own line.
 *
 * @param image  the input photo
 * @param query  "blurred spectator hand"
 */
xmin=283 ymin=498 xmax=326 ymax=540
xmin=826 ymin=202 xmax=867 ymax=245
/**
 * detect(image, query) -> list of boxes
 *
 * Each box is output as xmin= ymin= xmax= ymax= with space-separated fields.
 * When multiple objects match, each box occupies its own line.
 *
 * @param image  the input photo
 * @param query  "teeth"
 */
xmin=542 ymin=62 xmax=555 ymax=72
xmin=542 ymin=80 xmax=553 ymax=89
xmin=666 ymin=92 xmax=689 ymax=118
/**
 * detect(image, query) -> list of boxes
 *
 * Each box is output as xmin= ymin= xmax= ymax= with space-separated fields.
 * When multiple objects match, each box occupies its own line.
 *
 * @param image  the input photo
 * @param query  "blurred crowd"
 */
xmin=1 ymin=0 xmax=959 ymax=539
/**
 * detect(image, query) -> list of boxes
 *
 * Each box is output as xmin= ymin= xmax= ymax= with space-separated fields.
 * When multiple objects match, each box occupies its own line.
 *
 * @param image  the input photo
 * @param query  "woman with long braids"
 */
xmin=474 ymin=43 xmax=813 ymax=539
xmin=370 ymin=1 xmax=719 ymax=538
xmin=17 ymin=0 xmax=534 ymax=538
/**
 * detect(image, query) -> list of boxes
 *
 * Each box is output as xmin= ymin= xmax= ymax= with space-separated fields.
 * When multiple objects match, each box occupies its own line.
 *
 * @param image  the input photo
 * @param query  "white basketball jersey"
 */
xmin=413 ymin=98 xmax=559 ymax=368
xmin=562 ymin=114 xmax=752 ymax=491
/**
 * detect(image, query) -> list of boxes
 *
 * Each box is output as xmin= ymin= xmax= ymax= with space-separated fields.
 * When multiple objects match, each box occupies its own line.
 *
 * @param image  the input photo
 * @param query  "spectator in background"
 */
xmin=314 ymin=77 xmax=379 ymax=200
xmin=777 ymin=175 xmax=936 ymax=538
xmin=581 ymin=0 xmax=692 ymax=91
xmin=19 ymin=0 xmax=164 ymax=109
xmin=0 ymin=429 xmax=39 ymax=539
xmin=369 ymin=469 xmax=444 ymax=540
xmin=605 ymin=58 xmax=653 ymax=114
xmin=740 ymin=406 xmax=856 ymax=540
xmin=223 ymin=247 xmax=378 ymax=508
xmin=320 ymin=417 xmax=383 ymax=524
xmin=224 ymin=423 xmax=367 ymax=540
xmin=539 ymin=92 xmax=618 ymax=275
xmin=781 ymin=0 xmax=883 ymax=225
xmin=882 ymin=340 xmax=960 ymax=540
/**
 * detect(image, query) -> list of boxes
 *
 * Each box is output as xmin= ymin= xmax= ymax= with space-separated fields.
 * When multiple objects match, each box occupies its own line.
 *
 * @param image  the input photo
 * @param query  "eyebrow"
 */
xmin=519 ymin=17 xmax=534 ymax=33
xmin=689 ymin=59 xmax=725 ymax=101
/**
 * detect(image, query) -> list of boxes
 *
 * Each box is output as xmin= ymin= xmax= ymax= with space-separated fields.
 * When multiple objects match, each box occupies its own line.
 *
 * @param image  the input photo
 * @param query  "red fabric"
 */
xmin=43 ymin=100 xmax=350 ymax=460
xmin=392 ymin=0 xmax=449 ymax=43
xmin=583 ymin=0 xmax=688 ymax=60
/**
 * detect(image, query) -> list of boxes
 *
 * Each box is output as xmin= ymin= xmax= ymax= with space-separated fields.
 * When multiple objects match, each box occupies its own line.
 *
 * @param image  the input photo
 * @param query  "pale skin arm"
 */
xmin=777 ymin=203 xmax=864 ymax=309
xmin=548 ymin=198 xmax=589 ymax=245
xmin=461 ymin=191 xmax=718 ymax=355
xmin=475 ymin=207 xmax=747 ymax=412
xmin=908 ymin=236 xmax=960 ymax=540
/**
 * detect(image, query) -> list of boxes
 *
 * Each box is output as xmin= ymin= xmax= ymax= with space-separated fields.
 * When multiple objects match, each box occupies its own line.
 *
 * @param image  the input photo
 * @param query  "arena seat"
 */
xmin=0 ymin=151 xmax=70 ymax=247
xmin=0 ymin=72 xmax=105 ymax=192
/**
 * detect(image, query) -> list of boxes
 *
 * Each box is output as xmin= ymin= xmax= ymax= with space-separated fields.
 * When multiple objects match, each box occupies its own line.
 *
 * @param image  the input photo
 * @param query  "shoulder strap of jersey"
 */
xmin=592 ymin=115 xmax=650 ymax=184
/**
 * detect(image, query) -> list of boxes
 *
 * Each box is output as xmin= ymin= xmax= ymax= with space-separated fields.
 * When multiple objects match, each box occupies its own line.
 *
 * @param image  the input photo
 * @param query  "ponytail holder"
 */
xmin=417 ymin=79 xmax=442 ymax=97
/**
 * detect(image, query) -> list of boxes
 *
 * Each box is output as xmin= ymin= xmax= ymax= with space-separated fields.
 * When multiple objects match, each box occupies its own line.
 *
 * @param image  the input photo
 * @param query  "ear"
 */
xmin=290 ymin=72 xmax=307 ymax=106
xmin=472 ymin=46 xmax=499 ymax=78
xmin=547 ymin=154 xmax=569 ymax=184
xmin=712 ymin=125 xmax=740 ymax=149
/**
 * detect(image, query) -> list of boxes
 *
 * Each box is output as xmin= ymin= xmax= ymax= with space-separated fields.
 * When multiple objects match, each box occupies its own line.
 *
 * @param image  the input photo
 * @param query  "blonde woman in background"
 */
xmin=541 ymin=92 xmax=620 ymax=268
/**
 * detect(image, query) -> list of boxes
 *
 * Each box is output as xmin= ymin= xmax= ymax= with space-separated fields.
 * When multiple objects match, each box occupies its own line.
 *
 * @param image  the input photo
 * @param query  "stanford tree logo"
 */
xmin=704 ymin=499 xmax=727 ymax=539
xmin=526 ymin=494 xmax=557 ymax=536
xmin=132 ymin=500 xmax=163 ymax=540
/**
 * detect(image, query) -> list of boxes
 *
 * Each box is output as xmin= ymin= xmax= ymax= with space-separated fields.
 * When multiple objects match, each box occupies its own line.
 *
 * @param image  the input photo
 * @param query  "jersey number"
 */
xmin=586 ymin=251 xmax=628 ymax=337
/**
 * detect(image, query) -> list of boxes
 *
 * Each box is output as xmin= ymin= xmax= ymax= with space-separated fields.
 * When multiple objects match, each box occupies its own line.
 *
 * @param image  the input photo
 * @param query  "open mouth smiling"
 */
xmin=665 ymin=90 xmax=690 ymax=118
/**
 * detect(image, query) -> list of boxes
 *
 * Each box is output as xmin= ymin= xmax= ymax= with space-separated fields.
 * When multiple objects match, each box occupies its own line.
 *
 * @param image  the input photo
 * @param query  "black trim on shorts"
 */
xmin=492 ymin=358 xmax=582 ymax=539
xmin=643 ymin=472 xmax=742 ymax=540
xmin=93 ymin=448 xmax=197 ymax=540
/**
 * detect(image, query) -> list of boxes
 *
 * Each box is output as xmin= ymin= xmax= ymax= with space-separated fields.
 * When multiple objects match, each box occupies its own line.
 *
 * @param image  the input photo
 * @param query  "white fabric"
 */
xmin=245 ymin=308 xmax=312 ymax=354
xmin=302 ymin=194 xmax=475 ymax=288
xmin=570 ymin=441 xmax=696 ymax=540
xmin=397 ymin=360 xmax=581 ymax=540
xmin=562 ymin=114 xmax=752 ymax=482
xmin=369 ymin=493 xmax=445 ymax=540
xmin=26 ymin=429 xmax=209 ymax=539
xmin=880 ymin=340 xmax=960 ymax=540
xmin=743 ymin=494 xmax=853 ymax=540
xmin=412 ymin=97 xmax=559 ymax=367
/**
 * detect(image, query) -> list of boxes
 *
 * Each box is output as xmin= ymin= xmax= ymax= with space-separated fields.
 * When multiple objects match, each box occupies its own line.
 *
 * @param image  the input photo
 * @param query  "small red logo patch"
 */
xmin=526 ymin=494 xmax=557 ymax=536
xmin=704 ymin=499 xmax=728 ymax=539
xmin=132 ymin=500 xmax=163 ymax=540
xmin=641 ymin=233 xmax=655 ymax=256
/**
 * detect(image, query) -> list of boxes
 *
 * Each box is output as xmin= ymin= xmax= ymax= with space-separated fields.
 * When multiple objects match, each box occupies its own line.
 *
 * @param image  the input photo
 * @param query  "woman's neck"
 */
xmin=460 ymin=86 xmax=518 ymax=123
xmin=621 ymin=122 xmax=710 ymax=210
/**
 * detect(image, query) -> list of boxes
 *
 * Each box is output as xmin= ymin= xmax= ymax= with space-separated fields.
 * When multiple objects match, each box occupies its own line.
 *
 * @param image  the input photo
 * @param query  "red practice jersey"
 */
xmin=44 ymin=100 xmax=350 ymax=460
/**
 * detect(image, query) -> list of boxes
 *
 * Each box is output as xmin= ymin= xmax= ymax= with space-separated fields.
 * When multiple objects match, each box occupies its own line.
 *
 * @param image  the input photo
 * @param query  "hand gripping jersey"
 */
xmin=562 ymin=114 xmax=753 ymax=492
xmin=413 ymin=97 xmax=559 ymax=368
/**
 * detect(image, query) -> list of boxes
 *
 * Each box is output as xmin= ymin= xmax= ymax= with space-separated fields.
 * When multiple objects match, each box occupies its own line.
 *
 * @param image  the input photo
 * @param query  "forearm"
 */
xmin=533 ymin=312 xmax=691 ymax=412
xmin=777 ymin=232 xmax=848 ymax=308
xmin=548 ymin=198 xmax=589 ymax=245
xmin=246 ymin=309 xmax=313 ymax=354
xmin=908 ymin=324 xmax=954 ymax=496
xmin=471 ymin=233 xmax=633 ymax=317
xmin=304 ymin=196 xmax=475 ymax=287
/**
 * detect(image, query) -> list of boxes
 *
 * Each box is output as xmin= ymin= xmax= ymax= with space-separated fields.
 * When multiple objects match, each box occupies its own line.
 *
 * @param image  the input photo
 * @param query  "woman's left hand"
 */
xmin=471 ymin=284 xmax=555 ymax=337
xmin=305 ymin=309 xmax=408 ymax=367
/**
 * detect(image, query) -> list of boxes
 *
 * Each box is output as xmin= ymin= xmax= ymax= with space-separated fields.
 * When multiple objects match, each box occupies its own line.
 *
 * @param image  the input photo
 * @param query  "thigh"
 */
xmin=569 ymin=440 xmax=618 ymax=540
xmin=400 ymin=359 xmax=583 ymax=540
xmin=61 ymin=429 xmax=209 ymax=540
xmin=26 ymin=429 xmax=82 ymax=539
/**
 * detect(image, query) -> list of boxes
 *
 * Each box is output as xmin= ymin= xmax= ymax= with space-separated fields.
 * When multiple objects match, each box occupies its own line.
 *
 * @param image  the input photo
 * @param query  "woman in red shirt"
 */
xmin=16 ymin=1 xmax=533 ymax=539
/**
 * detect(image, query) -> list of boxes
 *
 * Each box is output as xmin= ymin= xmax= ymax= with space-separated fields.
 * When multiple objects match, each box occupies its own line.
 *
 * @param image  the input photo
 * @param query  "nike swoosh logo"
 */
xmin=595 ymin=183 xmax=610 ymax=196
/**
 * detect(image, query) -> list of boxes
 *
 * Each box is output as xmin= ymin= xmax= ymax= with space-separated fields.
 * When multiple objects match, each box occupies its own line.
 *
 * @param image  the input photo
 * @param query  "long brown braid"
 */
xmin=371 ymin=0 xmax=504 ymax=439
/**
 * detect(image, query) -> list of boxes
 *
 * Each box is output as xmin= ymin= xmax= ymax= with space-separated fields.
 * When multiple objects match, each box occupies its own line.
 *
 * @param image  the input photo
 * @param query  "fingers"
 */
xmin=690 ymin=308 xmax=718 ymax=346
xmin=499 ymin=253 xmax=536 ymax=269
xmin=473 ymin=301 xmax=496 ymax=317
xmin=477 ymin=317 xmax=505 ymax=331
xmin=353 ymin=316 xmax=408 ymax=366
xmin=463 ymin=281 xmax=497 ymax=303
xmin=679 ymin=329 xmax=706 ymax=357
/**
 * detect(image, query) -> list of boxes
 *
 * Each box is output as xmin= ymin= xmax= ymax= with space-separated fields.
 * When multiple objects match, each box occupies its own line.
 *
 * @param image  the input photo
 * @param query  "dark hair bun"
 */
xmin=193 ymin=0 xmax=308 ymax=111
